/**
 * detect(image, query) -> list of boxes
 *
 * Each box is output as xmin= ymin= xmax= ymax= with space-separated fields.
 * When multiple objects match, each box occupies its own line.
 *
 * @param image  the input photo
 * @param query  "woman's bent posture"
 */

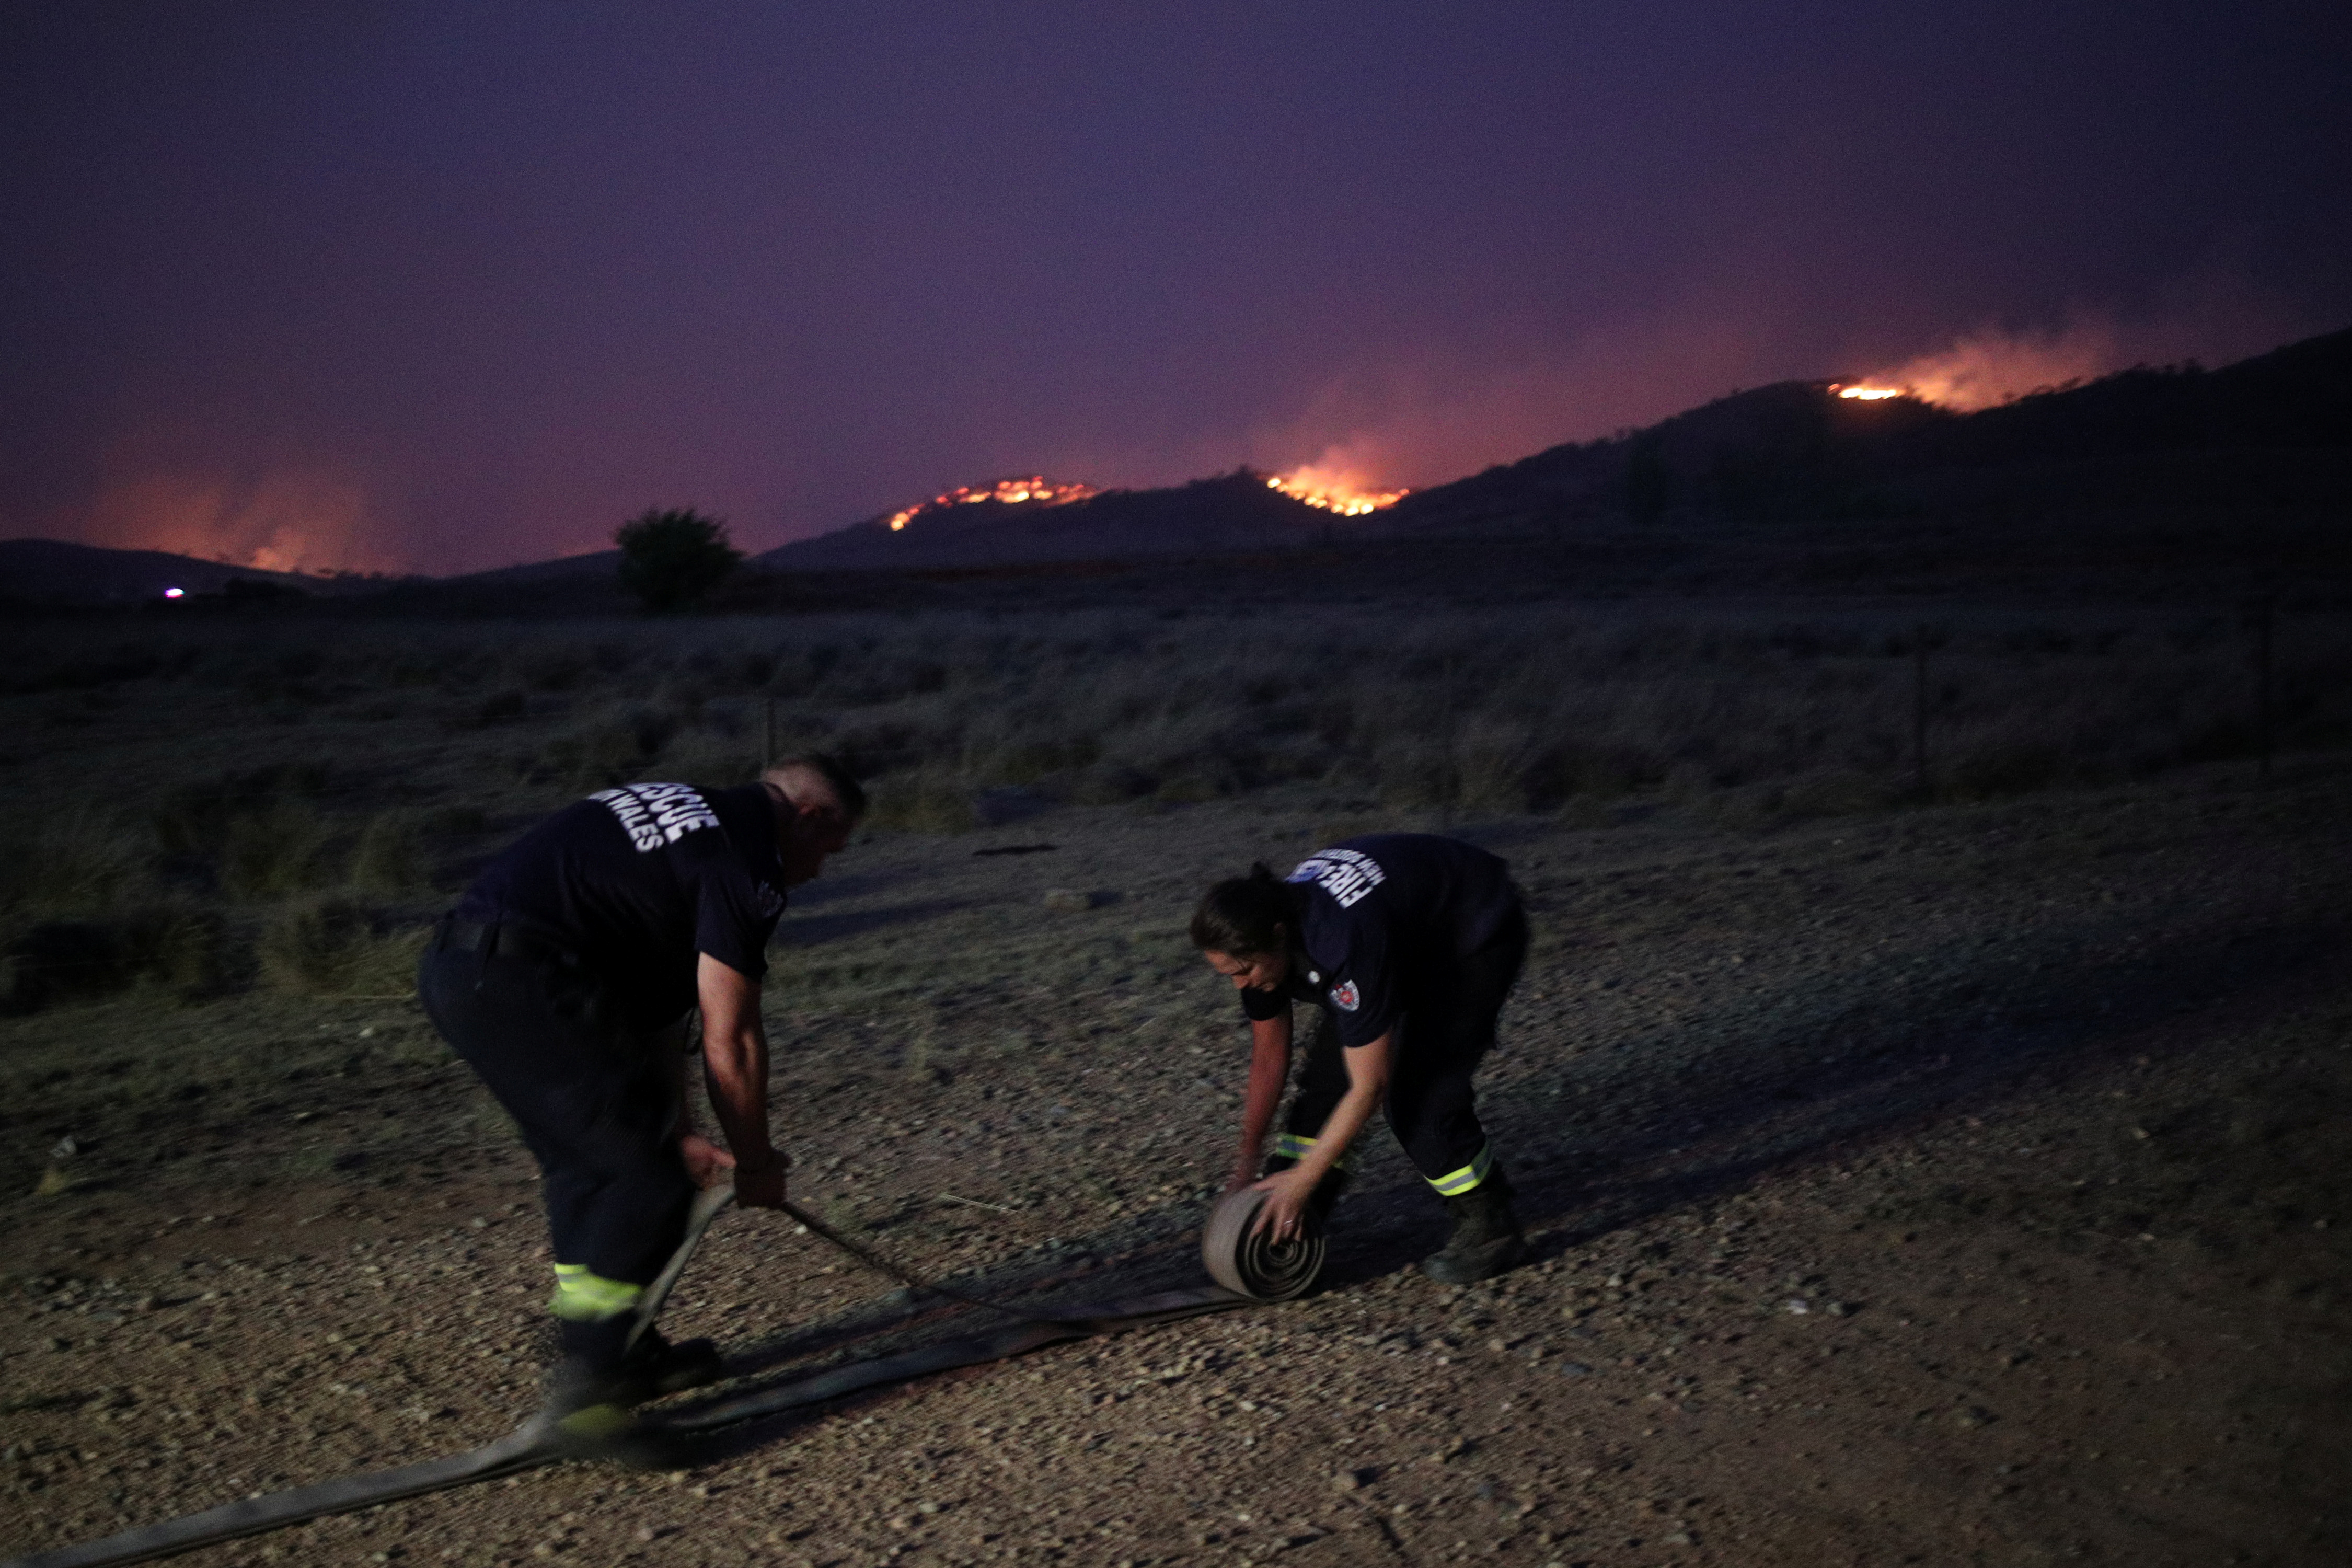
xmin=1190 ymin=833 xmax=1530 ymax=1284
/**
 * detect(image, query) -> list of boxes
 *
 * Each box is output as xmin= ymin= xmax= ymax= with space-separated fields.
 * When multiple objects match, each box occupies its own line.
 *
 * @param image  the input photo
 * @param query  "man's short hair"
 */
xmin=763 ymin=753 xmax=867 ymax=822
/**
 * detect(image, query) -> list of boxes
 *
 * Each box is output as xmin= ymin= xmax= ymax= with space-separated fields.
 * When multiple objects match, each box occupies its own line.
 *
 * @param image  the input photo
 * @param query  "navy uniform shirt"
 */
xmin=456 ymin=782 xmax=788 ymax=1032
xmin=1238 ymin=833 xmax=1517 ymax=1048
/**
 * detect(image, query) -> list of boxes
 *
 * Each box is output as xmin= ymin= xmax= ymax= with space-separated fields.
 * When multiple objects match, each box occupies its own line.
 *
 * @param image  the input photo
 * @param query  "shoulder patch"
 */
xmin=1284 ymin=847 xmax=1388 ymax=908
xmin=589 ymin=782 xmax=721 ymax=853
xmin=1328 ymin=980 xmax=1361 ymax=1012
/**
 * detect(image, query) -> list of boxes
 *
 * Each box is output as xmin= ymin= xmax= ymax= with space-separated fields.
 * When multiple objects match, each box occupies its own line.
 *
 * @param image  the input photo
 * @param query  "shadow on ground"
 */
xmin=1332 ymin=908 xmax=2346 ymax=1285
xmin=656 ymin=906 xmax=2347 ymax=1460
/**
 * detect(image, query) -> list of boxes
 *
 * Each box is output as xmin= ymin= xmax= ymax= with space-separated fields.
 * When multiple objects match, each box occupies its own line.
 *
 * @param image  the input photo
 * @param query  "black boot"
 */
xmin=539 ymin=1324 xmax=723 ymax=1458
xmin=625 ymin=1328 xmax=725 ymax=1397
xmin=1417 ymin=1167 xmax=1526 ymax=1284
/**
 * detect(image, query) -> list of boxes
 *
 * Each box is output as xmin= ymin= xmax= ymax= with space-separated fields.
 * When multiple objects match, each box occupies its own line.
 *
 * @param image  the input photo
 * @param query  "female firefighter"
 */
xmin=1190 ymin=833 xmax=1531 ymax=1284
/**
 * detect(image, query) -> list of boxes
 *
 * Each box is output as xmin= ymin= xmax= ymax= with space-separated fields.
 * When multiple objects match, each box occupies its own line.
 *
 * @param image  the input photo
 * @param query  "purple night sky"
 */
xmin=3 ymin=3 xmax=2347 ymax=574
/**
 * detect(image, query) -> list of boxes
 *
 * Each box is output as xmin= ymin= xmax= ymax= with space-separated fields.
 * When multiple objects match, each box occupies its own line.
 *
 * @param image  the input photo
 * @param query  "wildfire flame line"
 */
xmin=886 ymin=476 xmax=1097 ymax=532
xmin=1832 ymin=384 xmax=1904 ymax=401
xmin=1264 ymin=472 xmax=1409 ymax=516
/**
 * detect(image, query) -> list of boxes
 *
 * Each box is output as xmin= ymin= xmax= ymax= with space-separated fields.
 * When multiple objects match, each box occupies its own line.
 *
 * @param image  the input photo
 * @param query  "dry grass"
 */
xmin=257 ymin=897 xmax=429 ymax=996
xmin=0 ymin=600 xmax=2341 ymax=1020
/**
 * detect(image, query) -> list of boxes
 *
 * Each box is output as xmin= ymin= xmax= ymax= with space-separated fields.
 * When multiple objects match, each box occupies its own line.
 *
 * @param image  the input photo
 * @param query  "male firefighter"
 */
xmin=417 ymin=756 xmax=863 ymax=1445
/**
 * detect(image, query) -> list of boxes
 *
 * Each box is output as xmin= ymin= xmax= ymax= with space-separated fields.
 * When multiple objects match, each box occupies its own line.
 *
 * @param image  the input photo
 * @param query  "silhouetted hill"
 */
xmin=756 ymin=470 xmax=1340 ymax=571
xmin=0 ymin=539 xmax=337 ymax=605
xmin=1892 ymin=326 xmax=2352 ymax=465
xmin=1377 ymin=380 xmax=1950 ymax=535
xmin=17 ymin=327 xmax=2346 ymax=613
xmin=439 ymin=549 xmax=622 ymax=583
xmin=1383 ymin=325 xmax=2352 ymax=536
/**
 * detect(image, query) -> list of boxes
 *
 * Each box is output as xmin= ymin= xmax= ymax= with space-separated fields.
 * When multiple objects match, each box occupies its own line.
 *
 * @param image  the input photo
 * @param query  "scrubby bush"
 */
xmin=0 ymin=921 xmax=128 ymax=1014
xmin=218 ymin=802 xmax=339 ymax=898
xmin=470 ymin=689 xmax=528 ymax=727
xmin=348 ymin=812 xmax=437 ymax=897
xmin=259 ymin=897 xmax=426 ymax=995
xmin=135 ymin=904 xmax=238 ymax=999
xmin=513 ymin=643 xmax=594 ymax=692
xmin=14 ymin=903 xmax=241 ymax=1007
xmin=6 ymin=602 xmax=2348 ymax=881
xmin=663 ymin=605 xmax=2343 ymax=826
xmin=0 ymin=808 xmax=151 ymax=911
xmin=864 ymin=768 xmax=980 ymax=833
xmin=515 ymin=700 xmax=696 ymax=788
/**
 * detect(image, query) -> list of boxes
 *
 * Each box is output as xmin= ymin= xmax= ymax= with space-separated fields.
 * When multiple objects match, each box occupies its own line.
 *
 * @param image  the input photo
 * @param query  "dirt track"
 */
xmin=5 ymin=757 xmax=2350 ymax=1566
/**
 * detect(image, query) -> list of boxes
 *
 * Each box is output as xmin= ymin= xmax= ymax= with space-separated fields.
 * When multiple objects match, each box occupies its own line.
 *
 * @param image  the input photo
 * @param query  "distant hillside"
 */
xmin=1385 ymin=325 xmax=2352 ymax=536
xmin=757 ymin=470 xmax=1344 ymax=571
xmin=16 ymin=326 xmax=2344 ymax=609
xmin=436 ymin=548 xmax=622 ymax=584
xmin=0 ymin=539 xmax=332 ymax=605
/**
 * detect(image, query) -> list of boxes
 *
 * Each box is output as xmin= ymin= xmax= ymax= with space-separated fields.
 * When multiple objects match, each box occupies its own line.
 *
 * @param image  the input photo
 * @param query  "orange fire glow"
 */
xmin=78 ymin=469 xmax=403 ymax=574
xmin=885 ymin=475 xmax=1097 ymax=532
xmin=1855 ymin=321 xmax=2132 ymax=412
xmin=1264 ymin=468 xmax=1409 ymax=516
xmin=1834 ymin=385 xmax=1904 ymax=401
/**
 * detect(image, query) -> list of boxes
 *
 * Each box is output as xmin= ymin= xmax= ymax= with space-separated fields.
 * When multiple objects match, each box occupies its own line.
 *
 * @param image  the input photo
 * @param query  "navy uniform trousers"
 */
xmin=1275 ymin=901 xmax=1527 ymax=1198
xmin=418 ymin=919 xmax=695 ymax=1363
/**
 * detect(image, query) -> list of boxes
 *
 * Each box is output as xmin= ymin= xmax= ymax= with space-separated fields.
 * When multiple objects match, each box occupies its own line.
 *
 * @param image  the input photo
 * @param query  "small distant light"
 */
xmin=164 ymin=586 xmax=186 ymax=599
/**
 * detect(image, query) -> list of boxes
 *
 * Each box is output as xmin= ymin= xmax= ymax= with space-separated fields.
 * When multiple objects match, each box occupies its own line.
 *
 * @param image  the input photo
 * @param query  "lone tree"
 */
xmin=615 ymin=507 xmax=741 ymax=613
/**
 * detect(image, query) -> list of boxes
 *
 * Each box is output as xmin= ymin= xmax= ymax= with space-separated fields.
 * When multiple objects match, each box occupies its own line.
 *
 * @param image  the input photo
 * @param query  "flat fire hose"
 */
xmin=3 ymin=1187 xmax=1316 ymax=1568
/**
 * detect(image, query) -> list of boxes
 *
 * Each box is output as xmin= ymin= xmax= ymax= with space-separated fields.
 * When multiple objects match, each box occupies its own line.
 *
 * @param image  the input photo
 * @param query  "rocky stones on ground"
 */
xmin=4 ymin=762 xmax=2351 ymax=1563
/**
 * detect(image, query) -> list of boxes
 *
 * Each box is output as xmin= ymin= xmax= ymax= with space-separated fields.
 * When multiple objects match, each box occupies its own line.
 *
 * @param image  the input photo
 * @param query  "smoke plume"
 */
xmin=77 ymin=469 xmax=401 ymax=575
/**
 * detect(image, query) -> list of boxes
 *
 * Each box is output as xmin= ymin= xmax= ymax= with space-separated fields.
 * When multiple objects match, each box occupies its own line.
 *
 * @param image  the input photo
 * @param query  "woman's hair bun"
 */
xmin=1190 ymin=864 xmax=1295 ymax=955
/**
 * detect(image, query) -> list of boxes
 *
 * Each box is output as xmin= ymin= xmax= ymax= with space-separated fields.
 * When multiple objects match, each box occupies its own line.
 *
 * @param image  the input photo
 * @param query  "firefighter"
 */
xmin=417 ymin=756 xmax=863 ymax=1446
xmin=1190 ymin=833 xmax=1530 ymax=1284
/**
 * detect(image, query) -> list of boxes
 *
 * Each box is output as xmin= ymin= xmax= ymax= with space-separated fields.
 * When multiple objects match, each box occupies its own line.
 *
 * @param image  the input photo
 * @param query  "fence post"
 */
xmin=2242 ymin=596 xmax=2274 ymax=780
xmin=1437 ymin=654 xmax=1460 ymax=828
xmin=1911 ymin=627 xmax=1930 ymax=798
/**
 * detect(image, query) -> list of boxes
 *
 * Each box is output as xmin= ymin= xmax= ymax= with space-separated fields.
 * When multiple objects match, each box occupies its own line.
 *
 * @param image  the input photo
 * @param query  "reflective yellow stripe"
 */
xmin=557 ymin=1403 xmax=635 ymax=1441
xmin=549 ymin=1264 xmax=643 ymax=1321
xmin=1273 ymin=1132 xmax=1359 ymax=1170
xmin=1427 ymin=1143 xmax=1494 ymax=1197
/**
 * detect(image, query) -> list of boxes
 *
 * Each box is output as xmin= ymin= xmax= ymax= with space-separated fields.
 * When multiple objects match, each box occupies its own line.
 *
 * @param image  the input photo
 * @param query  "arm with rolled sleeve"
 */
xmin=697 ymin=953 xmax=785 ymax=1207
xmin=1230 ymin=993 xmax=1292 ymax=1192
xmin=1252 ymin=1028 xmax=1391 ymax=1240
xmin=1247 ymin=905 xmax=1399 ymax=1237
xmin=688 ymin=849 xmax=789 ymax=1207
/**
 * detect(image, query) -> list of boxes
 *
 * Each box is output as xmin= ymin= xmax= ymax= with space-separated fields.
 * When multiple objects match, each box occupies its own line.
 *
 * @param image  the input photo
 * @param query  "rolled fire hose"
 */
xmin=1198 ymin=1186 xmax=1328 ymax=1302
xmin=4 ymin=1184 xmax=1324 ymax=1568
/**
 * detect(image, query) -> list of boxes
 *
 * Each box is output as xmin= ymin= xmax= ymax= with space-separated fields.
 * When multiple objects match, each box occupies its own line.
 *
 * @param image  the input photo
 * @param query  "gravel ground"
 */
xmin=5 ymin=756 xmax=2349 ymax=1567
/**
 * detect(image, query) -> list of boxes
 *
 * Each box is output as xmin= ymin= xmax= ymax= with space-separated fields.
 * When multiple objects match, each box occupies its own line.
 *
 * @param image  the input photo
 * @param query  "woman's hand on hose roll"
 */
xmin=1248 ymin=1165 xmax=1321 ymax=1242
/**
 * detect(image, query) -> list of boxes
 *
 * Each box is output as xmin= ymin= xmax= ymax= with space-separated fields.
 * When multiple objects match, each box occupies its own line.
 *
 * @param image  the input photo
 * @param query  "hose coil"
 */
xmin=1199 ymin=1186 xmax=1327 ymax=1302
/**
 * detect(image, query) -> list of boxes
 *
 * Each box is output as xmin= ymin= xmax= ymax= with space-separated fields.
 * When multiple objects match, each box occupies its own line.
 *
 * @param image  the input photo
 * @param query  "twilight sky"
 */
xmin=4 ymin=2 xmax=2347 ymax=574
